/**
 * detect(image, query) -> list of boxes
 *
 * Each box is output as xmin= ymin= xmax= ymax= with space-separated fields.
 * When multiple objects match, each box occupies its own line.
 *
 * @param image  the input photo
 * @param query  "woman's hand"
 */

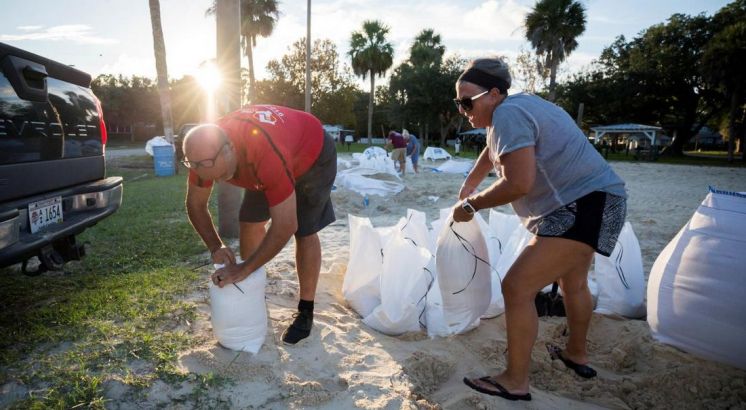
xmin=211 ymin=263 xmax=250 ymax=287
xmin=210 ymin=246 xmax=236 ymax=266
xmin=458 ymin=184 xmax=478 ymax=200
xmin=452 ymin=200 xmax=475 ymax=223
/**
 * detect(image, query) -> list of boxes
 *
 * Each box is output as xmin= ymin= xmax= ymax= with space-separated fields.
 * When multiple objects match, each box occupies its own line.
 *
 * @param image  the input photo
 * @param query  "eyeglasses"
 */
xmin=181 ymin=143 xmax=229 ymax=169
xmin=453 ymin=90 xmax=489 ymax=111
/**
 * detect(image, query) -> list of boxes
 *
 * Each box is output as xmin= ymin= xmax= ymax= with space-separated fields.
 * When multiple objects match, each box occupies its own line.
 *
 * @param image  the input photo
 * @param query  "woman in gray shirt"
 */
xmin=454 ymin=57 xmax=626 ymax=401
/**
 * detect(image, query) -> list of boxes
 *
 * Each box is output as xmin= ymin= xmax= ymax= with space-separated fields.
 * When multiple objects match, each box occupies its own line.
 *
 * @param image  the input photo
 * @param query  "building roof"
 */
xmin=458 ymin=128 xmax=487 ymax=136
xmin=590 ymin=123 xmax=662 ymax=132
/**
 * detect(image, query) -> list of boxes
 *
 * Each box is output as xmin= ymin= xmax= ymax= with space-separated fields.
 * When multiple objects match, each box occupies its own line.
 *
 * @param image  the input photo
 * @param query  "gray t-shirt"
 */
xmin=488 ymin=93 xmax=626 ymax=231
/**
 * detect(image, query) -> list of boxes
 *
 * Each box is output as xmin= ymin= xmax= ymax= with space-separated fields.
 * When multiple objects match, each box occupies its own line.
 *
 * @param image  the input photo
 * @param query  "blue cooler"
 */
xmin=153 ymin=145 xmax=175 ymax=176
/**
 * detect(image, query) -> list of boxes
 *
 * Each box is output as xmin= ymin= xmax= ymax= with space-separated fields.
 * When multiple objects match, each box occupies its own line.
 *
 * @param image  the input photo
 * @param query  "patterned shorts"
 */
xmin=535 ymin=191 xmax=627 ymax=256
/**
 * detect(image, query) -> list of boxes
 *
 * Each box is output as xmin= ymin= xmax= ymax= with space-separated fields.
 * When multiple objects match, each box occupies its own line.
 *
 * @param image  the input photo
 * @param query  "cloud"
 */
xmin=17 ymin=25 xmax=44 ymax=31
xmin=97 ymin=53 xmax=155 ymax=78
xmin=0 ymin=24 xmax=117 ymax=45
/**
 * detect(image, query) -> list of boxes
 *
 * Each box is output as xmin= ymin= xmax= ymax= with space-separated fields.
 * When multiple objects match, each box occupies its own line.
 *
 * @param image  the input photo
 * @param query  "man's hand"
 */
xmin=211 ymin=263 xmax=250 ymax=287
xmin=452 ymin=200 xmax=474 ymax=223
xmin=211 ymin=246 xmax=236 ymax=265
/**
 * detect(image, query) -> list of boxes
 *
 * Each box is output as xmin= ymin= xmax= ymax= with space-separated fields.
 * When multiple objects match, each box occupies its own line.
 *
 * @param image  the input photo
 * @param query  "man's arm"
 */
xmin=212 ymin=192 xmax=298 ymax=286
xmin=185 ymin=182 xmax=235 ymax=264
xmin=453 ymin=146 xmax=536 ymax=222
xmin=459 ymin=146 xmax=493 ymax=199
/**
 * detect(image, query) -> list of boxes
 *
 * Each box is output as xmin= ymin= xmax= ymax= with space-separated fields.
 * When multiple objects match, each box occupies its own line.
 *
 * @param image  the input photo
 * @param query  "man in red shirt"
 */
xmin=182 ymin=105 xmax=337 ymax=345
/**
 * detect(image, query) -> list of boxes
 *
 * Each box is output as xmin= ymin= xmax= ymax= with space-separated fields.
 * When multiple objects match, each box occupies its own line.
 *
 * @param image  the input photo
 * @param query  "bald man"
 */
xmin=182 ymin=105 xmax=336 ymax=345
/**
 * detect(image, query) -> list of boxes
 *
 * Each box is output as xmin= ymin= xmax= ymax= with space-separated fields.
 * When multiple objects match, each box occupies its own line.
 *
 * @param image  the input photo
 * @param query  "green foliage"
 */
xmin=555 ymin=6 xmax=746 ymax=158
xmin=349 ymin=20 xmax=395 ymax=140
xmin=385 ymin=29 xmax=466 ymax=146
xmin=253 ymin=37 xmax=362 ymax=127
xmin=524 ymin=0 xmax=586 ymax=100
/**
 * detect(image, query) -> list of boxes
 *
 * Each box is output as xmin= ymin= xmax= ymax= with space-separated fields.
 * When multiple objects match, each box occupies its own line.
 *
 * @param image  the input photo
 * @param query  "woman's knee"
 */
xmin=501 ymin=275 xmax=534 ymax=303
xmin=559 ymin=274 xmax=589 ymax=296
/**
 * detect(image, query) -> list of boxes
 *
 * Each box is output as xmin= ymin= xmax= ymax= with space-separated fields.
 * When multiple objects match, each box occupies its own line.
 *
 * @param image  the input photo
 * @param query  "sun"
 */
xmin=195 ymin=61 xmax=222 ymax=92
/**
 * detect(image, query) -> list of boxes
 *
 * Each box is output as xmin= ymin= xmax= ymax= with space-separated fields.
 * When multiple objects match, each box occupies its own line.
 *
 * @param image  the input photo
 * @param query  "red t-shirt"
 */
xmin=188 ymin=105 xmax=324 ymax=206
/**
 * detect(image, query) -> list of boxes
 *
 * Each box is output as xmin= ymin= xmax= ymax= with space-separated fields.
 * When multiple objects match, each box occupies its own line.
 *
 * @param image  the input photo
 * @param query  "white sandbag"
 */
xmin=594 ymin=222 xmax=646 ymax=318
xmin=363 ymin=146 xmax=388 ymax=158
xmin=400 ymin=209 xmax=435 ymax=254
xmin=209 ymin=264 xmax=267 ymax=354
xmin=335 ymin=168 xmax=405 ymax=197
xmin=488 ymin=210 xmax=522 ymax=261
xmin=432 ymin=216 xmax=491 ymax=335
xmin=423 ymin=147 xmax=452 ymax=161
xmin=342 ymin=215 xmax=384 ymax=318
xmin=144 ymin=136 xmax=172 ymax=156
xmin=647 ymin=189 xmax=746 ymax=370
xmin=363 ymin=232 xmax=434 ymax=335
xmin=476 ymin=213 xmax=504 ymax=318
xmin=436 ymin=159 xmax=474 ymax=174
xmin=493 ymin=221 xmax=532 ymax=282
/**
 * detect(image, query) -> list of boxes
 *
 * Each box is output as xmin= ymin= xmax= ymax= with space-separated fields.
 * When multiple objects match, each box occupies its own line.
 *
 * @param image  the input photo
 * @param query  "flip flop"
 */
xmin=547 ymin=343 xmax=597 ymax=379
xmin=463 ymin=376 xmax=532 ymax=401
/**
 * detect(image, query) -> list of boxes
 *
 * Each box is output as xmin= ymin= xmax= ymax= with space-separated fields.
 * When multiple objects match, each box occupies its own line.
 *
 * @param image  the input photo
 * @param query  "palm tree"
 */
xmin=207 ymin=0 xmax=280 ymax=102
xmin=410 ymin=29 xmax=445 ymax=68
xmin=148 ymin=0 xmax=174 ymax=143
xmin=524 ymin=0 xmax=586 ymax=101
xmin=349 ymin=20 xmax=394 ymax=144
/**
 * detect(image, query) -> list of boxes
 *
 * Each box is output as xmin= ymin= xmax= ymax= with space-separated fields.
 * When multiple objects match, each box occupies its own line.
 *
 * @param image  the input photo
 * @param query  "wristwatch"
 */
xmin=461 ymin=199 xmax=477 ymax=214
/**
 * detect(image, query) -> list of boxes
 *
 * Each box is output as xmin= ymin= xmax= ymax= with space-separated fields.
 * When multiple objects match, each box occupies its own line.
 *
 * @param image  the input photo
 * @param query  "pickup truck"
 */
xmin=0 ymin=42 xmax=123 ymax=274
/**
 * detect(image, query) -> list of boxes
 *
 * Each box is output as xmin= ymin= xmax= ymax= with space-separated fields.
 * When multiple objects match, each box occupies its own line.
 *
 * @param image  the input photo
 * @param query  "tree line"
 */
xmin=105 ymin=0 xmax=744 ymax=160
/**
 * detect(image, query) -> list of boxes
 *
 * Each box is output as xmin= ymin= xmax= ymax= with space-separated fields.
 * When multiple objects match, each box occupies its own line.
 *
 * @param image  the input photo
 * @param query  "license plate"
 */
xmin=28 ymin=196 xmax=63 ymax=234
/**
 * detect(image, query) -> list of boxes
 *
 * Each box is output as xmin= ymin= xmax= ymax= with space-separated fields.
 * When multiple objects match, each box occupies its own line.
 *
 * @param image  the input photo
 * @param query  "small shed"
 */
xmin=591 ymin=123 xmax=663 ymax=146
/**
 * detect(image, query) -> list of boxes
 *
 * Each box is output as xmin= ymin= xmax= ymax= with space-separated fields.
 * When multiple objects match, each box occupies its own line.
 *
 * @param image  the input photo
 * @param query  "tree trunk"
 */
xmin=547 ymin=60 xmax=558 ymax=102
xmin=246 ymin=38 xmax=256 ymax=104
xmin=727 ymin=90 xmax=743 ymax=163
xmin=148 ymin=0 xmax=174 ymax=143
xmin=367 ymin=73 xmax=374 ymax=145
xmin=215 ymin=0 xmax=242 ymax=239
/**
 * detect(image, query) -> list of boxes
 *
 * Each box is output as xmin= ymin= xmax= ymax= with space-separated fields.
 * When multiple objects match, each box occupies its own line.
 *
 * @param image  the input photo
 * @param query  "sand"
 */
xmin=121 ymin=158 xmax=746 ymax=409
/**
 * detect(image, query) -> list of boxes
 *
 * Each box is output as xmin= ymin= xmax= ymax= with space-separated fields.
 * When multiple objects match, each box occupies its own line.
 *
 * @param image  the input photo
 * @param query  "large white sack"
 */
xmin=399 ymin=209 xmax=435 ymax=254
xmin=144 ymin=136 xmax=172 ymax=156
xmin=433 ymin=216 xmax=491 ymax=334
xmin=363 ymin=232 xmax=434 ymax=335
xmin=494 ymin=221 xmax=532 ymax=283
xmin=342 ymin=215 xmax=384 ymax=318
xmin=647 ymin=189 xmax=746 ymax=370
xmin=594 ymin=222 xmax=646 ymax=318
xmin=435 ymin=159 xmax=474 ymax=174
xmin=488 ymin=210 xmax=522 ymax=260
xmin=335 ymin=169 xmax=405 ymax=197
xmin=209 ymin=264 xmax=267 ymax=354
xmin=476 ymin=213 xmax=505 ymax=318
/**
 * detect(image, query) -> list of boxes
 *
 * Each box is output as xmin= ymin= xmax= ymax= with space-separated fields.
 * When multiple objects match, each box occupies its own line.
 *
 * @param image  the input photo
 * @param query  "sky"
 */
xmin=1 ymin=0 xmax=732 ymax=90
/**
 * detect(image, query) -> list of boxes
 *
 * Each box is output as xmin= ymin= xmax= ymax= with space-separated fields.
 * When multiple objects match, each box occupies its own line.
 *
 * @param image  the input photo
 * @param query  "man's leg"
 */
xmin=295 ymin=232 xmax=321 ymax=301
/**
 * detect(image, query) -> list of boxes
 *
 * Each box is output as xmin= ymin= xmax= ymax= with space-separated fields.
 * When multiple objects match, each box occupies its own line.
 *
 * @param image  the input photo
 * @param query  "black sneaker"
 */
xmin=281 ymin=310 xmax=313 ymax=345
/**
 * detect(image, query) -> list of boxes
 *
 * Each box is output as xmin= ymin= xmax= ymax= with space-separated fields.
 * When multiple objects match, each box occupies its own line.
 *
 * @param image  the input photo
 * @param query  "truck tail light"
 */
xmin=94 ymin=95 xmax=108 ymax=146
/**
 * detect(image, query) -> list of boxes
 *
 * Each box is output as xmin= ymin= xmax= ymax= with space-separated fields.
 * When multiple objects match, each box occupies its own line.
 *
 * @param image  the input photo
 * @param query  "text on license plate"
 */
xmin=28 ymin=196 xmax=63 ymax=234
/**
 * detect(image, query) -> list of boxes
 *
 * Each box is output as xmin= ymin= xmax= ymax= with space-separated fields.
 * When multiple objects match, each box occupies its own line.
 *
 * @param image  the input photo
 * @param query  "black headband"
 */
xmin=458 ymin=68 xmax=510 ymax=95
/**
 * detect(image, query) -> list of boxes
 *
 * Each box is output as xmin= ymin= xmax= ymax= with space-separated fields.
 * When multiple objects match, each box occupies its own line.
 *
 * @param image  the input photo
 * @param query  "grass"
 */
xmin=0 ymin=157 xmax=211 ymax=408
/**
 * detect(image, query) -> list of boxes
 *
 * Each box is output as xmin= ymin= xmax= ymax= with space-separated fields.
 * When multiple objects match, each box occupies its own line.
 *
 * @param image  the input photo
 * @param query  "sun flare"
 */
xmin=195 ymin=62 xmax=222 ymax=92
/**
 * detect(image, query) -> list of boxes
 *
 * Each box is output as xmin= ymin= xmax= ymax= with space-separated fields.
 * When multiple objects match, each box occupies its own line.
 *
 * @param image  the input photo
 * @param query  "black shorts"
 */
xmin=535 ymin=191 xmax=626 ymax=256
xmin=239 ymin=132 xmax=337 ymax=237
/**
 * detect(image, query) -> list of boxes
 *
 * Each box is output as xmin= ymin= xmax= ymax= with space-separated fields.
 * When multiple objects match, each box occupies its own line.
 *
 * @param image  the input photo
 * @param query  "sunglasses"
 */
xmin=181 ymin=143 xmax=229 ymax=169
xmin=453 ymin=90 xmax=489 ymax=111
